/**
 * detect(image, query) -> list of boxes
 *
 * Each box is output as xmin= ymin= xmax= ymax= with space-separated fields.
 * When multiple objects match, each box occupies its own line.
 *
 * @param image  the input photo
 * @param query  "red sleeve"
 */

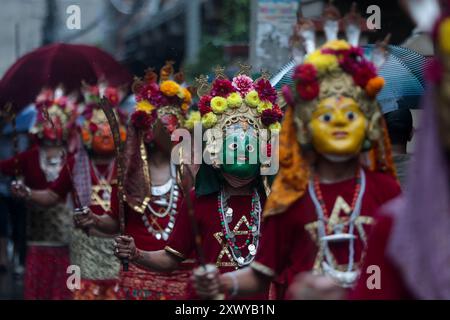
xmin=48 ymin=156 xmax=75 ymax=199
xmin=0 ymin=150 xmax=28 ymax=176
xmin=252 ymin=212 xmax=289 ymax=279
xmin=165 ymin=189 xmax=196 ymax=260
xmin=348 ymin=214 xmax=412 ymax=299
xmin=108 ymin=184 xmax=119 ymax=220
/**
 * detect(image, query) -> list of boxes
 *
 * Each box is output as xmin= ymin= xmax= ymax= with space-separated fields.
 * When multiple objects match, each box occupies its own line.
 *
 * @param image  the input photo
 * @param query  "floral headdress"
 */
xmin=130 ymin=61 xmax=192 ymax=134
xmin=123 ymin=62 xmax=193 ymax=213
xmin=186 ymin=66 xmax=283 ymax=133
xmin=264 ymin=4 xmax=396 ymax=217
xmin=79 ymin=82 xmax=127 ymax=149
xmin=31 ymin=87 xmax=78 ymax=144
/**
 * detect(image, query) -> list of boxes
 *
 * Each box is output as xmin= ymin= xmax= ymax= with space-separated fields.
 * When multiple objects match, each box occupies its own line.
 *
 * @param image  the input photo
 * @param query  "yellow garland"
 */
xmin=257 ymin=101 xmax=273 ymax=114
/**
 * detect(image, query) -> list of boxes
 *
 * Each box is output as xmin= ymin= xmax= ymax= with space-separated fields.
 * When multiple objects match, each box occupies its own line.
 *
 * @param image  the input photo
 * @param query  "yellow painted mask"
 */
xmin=309 ymin=96 xmax=368 ymax=158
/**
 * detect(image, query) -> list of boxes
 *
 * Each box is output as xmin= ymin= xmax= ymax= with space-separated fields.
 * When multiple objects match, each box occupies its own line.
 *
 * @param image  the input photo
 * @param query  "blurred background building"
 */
xmin=0 ymin=0 xmax=420 ymax=80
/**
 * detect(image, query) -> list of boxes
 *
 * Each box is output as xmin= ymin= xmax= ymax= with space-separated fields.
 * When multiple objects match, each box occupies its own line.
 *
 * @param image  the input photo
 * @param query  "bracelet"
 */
xmin=224 ymin=272 xmax=239 ymax=297
xmin=24 ymin=186 xmax=32 ymax=201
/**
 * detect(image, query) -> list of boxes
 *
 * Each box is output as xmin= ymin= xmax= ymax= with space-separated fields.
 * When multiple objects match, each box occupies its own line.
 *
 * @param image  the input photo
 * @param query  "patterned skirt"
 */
xmin=117 ymin=264 xmax=191 ymax=300
xmin=24 ymin=245 xmax=72 ymax=300
xmin=73 ymin=279 xmax=119 ymax=300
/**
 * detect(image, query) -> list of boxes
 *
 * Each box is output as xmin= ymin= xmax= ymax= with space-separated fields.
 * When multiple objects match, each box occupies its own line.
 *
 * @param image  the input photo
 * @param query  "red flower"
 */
xmin=255 ymin=79 xmax=277 ymax=104
xmin=261 ymin=105 xmax=283 ymax=126
xmin=352 ymin=60 xmax=377 ymax=88
xmin=88 ymin=122 xmax=99 ymax=134
xmin=293 ymin=64 xmax=317 ymax=84
xmin=105 ymin=87 xmax=120 ymax=106
xmin=210 ymin=79 xmax=235 ymax=97
xmin=198 ymin=95 xmax=213 ymax=115
xmin=296 ymin=82 xmax=320 ymax=101
xmin=131 ymin=110 xmax=155 ymax=130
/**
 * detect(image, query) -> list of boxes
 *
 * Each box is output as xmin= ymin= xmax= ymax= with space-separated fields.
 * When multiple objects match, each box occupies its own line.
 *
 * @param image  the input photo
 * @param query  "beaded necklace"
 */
xmin=217 ymin=188 xmax=262 ymax=267
xmin=309 ymin=168 xmax=366 ymax=287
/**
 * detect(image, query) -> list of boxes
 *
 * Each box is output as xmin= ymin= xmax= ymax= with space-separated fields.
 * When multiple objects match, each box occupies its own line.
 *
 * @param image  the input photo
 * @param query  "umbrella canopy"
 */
xmin=0 ymin=43 xmax=132 ymax=112
xmin=270 ymin=45 xmax=429 ymax=113
xmin=1 ymin=104 xmax=37 ymax=135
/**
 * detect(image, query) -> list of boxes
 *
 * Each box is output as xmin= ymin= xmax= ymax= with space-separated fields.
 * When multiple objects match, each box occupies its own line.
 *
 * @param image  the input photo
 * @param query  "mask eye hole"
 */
xmin=246 ymin=144 xmax=255 ymax=152
xmin=346 ymin=111 xmax=356 ymax=121
xmin=228 ymin=143 xmax=238 ymax=151
xmin=320 ymin=113 xmax=332 ymax=123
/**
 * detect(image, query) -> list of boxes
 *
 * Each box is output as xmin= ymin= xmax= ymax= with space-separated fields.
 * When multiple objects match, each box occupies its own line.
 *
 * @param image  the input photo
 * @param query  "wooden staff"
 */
xmin=99 ymin=98 xmax=128 ymax=271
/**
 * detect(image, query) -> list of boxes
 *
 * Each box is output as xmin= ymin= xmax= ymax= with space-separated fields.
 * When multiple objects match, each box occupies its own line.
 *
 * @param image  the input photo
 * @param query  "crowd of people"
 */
xmin=0 ymin=1 xmax=449 ymax=300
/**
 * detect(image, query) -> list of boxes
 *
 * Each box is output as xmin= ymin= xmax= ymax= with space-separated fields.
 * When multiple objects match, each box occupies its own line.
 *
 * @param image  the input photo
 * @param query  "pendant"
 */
xmin=237 ymin=257 xmax=245 ymax=265
xmin=155 ymin=233 xmax=162 ymax=240
xmin=102 ymin=191 xmax=111 ymax=202
xmin=225 ymin=207 xmax=233 ymax=223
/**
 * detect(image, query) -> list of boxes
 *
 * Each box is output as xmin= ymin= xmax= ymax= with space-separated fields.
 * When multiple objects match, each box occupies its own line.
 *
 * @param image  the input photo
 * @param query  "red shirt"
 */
xmin=252 ymin=169 xmax=401 ymax=299
xmin=109 ymin=185 xmax=184 ymax=252
xmin=0 ymin=146 xmax=49 ymax=189
xmin=348 ymin=214 xmax=413 ymax=299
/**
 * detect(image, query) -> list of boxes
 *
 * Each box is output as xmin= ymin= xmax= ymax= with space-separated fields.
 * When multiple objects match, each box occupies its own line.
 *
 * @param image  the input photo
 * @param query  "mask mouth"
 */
xmin=332 ymin=131 xmax=349 ymax=139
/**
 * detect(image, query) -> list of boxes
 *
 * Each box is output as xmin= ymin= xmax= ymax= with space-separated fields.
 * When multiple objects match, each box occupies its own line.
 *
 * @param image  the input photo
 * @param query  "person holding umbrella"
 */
xmin=2 ymin=87 xmax=78 ymax=300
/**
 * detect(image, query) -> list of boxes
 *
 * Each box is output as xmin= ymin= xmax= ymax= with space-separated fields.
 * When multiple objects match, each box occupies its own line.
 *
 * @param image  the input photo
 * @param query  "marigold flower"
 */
xmin=160 ymin=80 xmax=180 ymax=97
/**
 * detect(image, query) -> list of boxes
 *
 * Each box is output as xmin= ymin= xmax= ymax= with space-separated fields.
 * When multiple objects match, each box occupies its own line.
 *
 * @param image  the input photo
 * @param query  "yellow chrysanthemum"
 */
xmin=245 ymin=90 xmax=260 ymax=108
xmin=439 ymin=18 xmax=450 ymax=55
xmin=257 ymin=101 xmax=273 ymax=114
xmin=304 ymin=50 xmax=339 ymax=75
xmin=184 ymin=111 xmax=201 ymax=130
xmin=211 ymin=96 xmax=228 ymax=113
xmin=182 ymin=88 xmax=192 ymax=103
xmin=160 ymin=80 xmax=180 ymax=97
xmin=202 ymin=112 xmax=218 ymax=128
xmin=136 ymin=100 xmax=155 ymax=113
xmin=269 ymin=122 xmax=281 ymax=132
xmin=227 ymin=92 xmax=243 ymax=108
xmin=322 ymin=40 xmax=351 ymax=51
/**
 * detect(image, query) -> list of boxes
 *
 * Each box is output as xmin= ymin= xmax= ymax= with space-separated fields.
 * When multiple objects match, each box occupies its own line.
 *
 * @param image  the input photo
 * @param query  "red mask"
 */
xmin=91 ymin=123 xmax=115 ymax=156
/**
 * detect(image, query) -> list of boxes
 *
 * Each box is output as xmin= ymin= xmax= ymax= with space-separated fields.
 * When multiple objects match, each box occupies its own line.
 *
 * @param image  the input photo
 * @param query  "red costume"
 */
xmin=166 ymin=191 xmax=268 ymax=300
xmin=252 ymin=170 xmax=400 ymax=299
xmin=0 ymin=147 xmax=73 ymax=300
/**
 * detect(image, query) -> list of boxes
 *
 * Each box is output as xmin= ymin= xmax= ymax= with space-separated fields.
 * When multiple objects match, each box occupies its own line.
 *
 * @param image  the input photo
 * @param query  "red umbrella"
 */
xmin=0 ymin=43 xmax=132 ymax=111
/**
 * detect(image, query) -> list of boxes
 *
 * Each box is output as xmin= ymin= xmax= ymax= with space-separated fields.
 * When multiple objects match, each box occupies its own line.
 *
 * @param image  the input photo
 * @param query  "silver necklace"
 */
xmin=308 ymin=169 xmax=366 ymax=288
xmin=141 ymin=163 xmax=179 ymax=241
xmin=219 ymin=188 xmax=262 ymax=267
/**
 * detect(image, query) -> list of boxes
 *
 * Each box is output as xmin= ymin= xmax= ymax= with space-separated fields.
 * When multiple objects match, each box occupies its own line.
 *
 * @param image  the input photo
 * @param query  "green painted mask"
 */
xmin=221 ymin=126 xmax=260 ymax=179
